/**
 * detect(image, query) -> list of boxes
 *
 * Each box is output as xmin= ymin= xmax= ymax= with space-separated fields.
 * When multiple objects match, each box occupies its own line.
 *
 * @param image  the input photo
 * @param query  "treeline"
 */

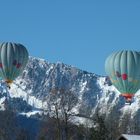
xmin=1 ymin=87 xmax=140 ymax=140
xmin=31 ymin=110 xmax=140 ymax=140
xmin=37 ymin=114 xmax=109 ymax=140
xmin=0 ymin=109 xmax=140 ymax=140
xmin=0 ymin=109 xmax=109 ymax=140
xmin=0 ymin=110 xmax=31 ymax=140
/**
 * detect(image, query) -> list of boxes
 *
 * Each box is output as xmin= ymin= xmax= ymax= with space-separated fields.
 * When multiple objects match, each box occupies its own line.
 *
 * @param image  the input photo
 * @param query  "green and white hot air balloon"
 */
xmin=105 ymin=50 xmax=140 ymax=103
xmin=0 ymin=42 xmax=29 ymax=86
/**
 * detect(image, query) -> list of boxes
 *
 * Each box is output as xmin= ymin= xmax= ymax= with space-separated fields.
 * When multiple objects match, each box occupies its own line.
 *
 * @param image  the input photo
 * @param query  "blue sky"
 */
xmin=0 ymin=0 xmax=140 ymax=75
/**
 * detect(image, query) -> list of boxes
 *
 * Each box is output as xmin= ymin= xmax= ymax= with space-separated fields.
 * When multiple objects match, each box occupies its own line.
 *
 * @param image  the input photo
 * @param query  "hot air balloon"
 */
xmin=0 ymin=42 xmax=29 ymax=87
xmin=105 ymin=50 xmax=140 ymax=103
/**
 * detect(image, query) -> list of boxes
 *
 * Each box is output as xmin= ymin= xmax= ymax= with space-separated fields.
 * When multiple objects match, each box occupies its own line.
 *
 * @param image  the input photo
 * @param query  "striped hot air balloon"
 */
xmin=0 ymin=42 xmax=29 ymax=86
xmin=105 ymin=50 xmax=140 ymax=103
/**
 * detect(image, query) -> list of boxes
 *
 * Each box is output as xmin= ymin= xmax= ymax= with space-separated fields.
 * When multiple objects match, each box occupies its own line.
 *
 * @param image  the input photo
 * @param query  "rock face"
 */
xmin=0 ymin=56 xmax=140 ymax=135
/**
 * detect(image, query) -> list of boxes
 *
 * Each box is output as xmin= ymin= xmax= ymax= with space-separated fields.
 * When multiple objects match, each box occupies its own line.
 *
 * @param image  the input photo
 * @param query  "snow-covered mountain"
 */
xmin=0 ymin=56 xmax=140 ymax=129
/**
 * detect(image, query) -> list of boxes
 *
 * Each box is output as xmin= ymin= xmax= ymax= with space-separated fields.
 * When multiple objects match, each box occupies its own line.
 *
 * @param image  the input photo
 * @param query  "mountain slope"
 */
xmin=0 ymin=57 xmax=140 ymax=131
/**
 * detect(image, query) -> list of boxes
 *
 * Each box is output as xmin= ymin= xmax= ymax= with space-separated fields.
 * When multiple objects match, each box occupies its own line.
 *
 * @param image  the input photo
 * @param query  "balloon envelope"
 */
xmin=0 ymin=42 xmax=29 ymax=84
xmin=105 ymin=50 xmax=140 ymax=101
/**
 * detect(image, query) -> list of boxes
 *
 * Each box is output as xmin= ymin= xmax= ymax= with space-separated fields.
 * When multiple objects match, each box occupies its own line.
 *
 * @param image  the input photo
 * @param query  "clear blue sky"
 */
xmin=0 ymin=0 xmax=140 ymax=75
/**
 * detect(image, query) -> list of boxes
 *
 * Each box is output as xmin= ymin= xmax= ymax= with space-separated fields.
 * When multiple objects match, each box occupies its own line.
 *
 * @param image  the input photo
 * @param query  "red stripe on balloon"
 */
xmin=0 ymin=63 xmax=2 ymax=68
xmin=16 ymin=63 xmax=21 ymax=68
xmin=122 ymin=74 xmax=127 ymax=80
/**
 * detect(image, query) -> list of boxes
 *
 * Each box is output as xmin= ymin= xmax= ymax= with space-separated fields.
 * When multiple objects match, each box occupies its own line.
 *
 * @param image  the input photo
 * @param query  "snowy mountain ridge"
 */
xmin=0 ymin=56 xmax=140 ymax=126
